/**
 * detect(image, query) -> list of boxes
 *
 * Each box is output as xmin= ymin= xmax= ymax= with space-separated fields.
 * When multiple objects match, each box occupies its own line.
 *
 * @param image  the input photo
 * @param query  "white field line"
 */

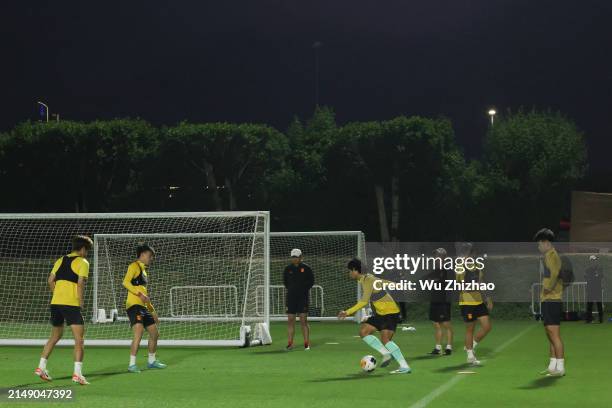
xmin=408 ymin=324 xmax=536 ymax=408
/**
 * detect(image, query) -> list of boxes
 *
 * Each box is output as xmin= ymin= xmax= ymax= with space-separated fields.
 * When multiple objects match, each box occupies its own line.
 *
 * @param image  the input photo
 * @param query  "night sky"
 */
xmin=3 ymin=1 xmax=612 ymax=169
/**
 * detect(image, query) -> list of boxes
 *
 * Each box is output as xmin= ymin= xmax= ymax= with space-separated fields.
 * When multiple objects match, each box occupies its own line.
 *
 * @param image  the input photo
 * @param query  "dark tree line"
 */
xmin=0 ymin=108 xmax=587 ymax=241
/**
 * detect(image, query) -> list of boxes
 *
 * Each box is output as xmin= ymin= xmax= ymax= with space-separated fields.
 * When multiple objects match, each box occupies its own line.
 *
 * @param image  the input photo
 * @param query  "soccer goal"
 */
xmin=267 ymin=231 xmax=366 ymax=321
xmin=0 ymin=212 xmax=271 ymax=347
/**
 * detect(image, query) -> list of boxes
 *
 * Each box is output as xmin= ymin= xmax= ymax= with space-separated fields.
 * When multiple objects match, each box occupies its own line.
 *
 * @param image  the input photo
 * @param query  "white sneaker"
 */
xmin=34 ymin=367 xmax=52 ymax=381
xmin=467 ymin=356 xmax=481 ymax=366
xmin=547 ymin=369 xmax=565 ymax=377
xmin=72 ymin=373 xmax=90 ymax=385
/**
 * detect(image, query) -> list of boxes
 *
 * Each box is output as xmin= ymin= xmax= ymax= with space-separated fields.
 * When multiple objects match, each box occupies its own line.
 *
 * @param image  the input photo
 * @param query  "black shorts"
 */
xmin=127 ymin=305 xmax=156 ymax=327
xmin=429 ymin=302 xmax=451 ymax=322
xmin=50 ymin=305 xmax=84 ymax=327
xmin=364 ymin=313 xmax=400 ymax=332
xmin=286 ymin=293 xmax=309 ymax=314
xmin=460 ymin=303 xmax=488 ymax=323
xmin=542 ymin=301 xmax=562 ymax=326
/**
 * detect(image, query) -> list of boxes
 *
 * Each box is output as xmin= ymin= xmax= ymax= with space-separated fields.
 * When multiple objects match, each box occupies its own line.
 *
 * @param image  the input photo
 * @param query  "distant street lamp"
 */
xmin=488 ymin=108 xmax=497 ymax=126
xmin=37 ymin=101 xmax=49 ymax=122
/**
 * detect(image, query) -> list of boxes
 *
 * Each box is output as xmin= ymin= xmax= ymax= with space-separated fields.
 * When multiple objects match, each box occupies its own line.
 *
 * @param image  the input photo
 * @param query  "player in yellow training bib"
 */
xmin=534 ymin=228 xmax=566 ymax=377
xmin=456 ymin=242 xmax=492 ymax=367
xmin=338 ymin=258 xmax=411 ymax=374
xmin=123 ymin=243 xmax=166 ymax=372
xmin=35 ymin=235 xmax=93 ymax=385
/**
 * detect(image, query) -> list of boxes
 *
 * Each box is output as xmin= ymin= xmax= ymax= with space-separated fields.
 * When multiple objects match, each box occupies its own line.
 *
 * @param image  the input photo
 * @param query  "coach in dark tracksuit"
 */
xmin=585 ymin=255 xmax=604 ymax=323
xmin=283 ymin=248 xmax=314 ymax=350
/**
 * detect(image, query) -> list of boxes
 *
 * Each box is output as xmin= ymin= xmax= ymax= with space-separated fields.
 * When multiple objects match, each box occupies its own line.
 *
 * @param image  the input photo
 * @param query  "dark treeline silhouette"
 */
xmin=0 ymin=107 xmax=586 ymax=241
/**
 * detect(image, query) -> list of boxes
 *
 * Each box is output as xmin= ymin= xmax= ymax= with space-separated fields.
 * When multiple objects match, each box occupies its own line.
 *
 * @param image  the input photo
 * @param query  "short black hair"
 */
xmin=72 ymin=235 xmax=93 ymax=252
xmin=347 ymin=258 xmax=362 ymax=273
xmin=533 ymin=228 xmax=555 ymax=242
xmin=136 ymin=243 xmax=156 ymax=258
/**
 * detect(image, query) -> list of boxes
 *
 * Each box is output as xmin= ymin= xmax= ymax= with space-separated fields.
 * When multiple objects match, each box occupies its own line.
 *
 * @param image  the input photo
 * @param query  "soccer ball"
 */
xmin=360 ymin=355 xmax=377 ymax=372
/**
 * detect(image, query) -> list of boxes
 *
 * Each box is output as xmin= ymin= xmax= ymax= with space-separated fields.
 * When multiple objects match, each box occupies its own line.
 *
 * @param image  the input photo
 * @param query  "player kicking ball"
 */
xmin=35 ymin=235 xmax=93 ymax=385
xmin=122 ymin=243 xmax=166 ymax=372
xmin=338 ymin=258 xmax=411 ymax=374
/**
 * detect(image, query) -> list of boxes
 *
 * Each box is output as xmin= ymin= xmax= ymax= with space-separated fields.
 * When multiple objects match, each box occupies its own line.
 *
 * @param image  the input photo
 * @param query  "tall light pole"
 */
xmin=488 ymin=108 xmax=497 ymax=126
xmin=37 ymin=101 xmax=49 ymax=122
xmin=313 ymin=41 xmax=322 ymax=108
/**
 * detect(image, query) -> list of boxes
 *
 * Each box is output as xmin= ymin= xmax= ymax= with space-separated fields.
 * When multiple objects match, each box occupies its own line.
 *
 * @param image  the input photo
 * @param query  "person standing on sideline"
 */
xmin=585 ymin=255 xmax=604 ymax=324
xmin=534 ymin=228 xmax=566 ymax=377
xmin=283 ymin=249 xmax=314 ymax=350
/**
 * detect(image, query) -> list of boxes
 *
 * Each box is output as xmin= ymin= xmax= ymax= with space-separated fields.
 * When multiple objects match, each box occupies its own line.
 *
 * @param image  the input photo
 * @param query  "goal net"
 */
xmin=0 ymin=212 xmax=270 ymax=346
xmin=268 ymin=231 xmax=365 ymax=321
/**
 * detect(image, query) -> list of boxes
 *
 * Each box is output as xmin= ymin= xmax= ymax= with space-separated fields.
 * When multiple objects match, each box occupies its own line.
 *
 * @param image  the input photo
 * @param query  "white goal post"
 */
xmin=0 ymin=212 xmax=271 ymax=347
xmin=268 ymin=231 xmax=365 ymax=321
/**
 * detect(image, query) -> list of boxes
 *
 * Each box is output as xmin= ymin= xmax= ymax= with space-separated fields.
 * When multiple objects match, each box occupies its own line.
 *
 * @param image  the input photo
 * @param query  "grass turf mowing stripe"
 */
xmin=409 ymin=323 xmax=536 ymax=408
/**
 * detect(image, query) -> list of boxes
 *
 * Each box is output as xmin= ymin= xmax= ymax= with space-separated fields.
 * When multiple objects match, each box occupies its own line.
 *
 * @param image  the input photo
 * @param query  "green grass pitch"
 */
xmin=1 ymin=320 xmax=611 ymax=407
